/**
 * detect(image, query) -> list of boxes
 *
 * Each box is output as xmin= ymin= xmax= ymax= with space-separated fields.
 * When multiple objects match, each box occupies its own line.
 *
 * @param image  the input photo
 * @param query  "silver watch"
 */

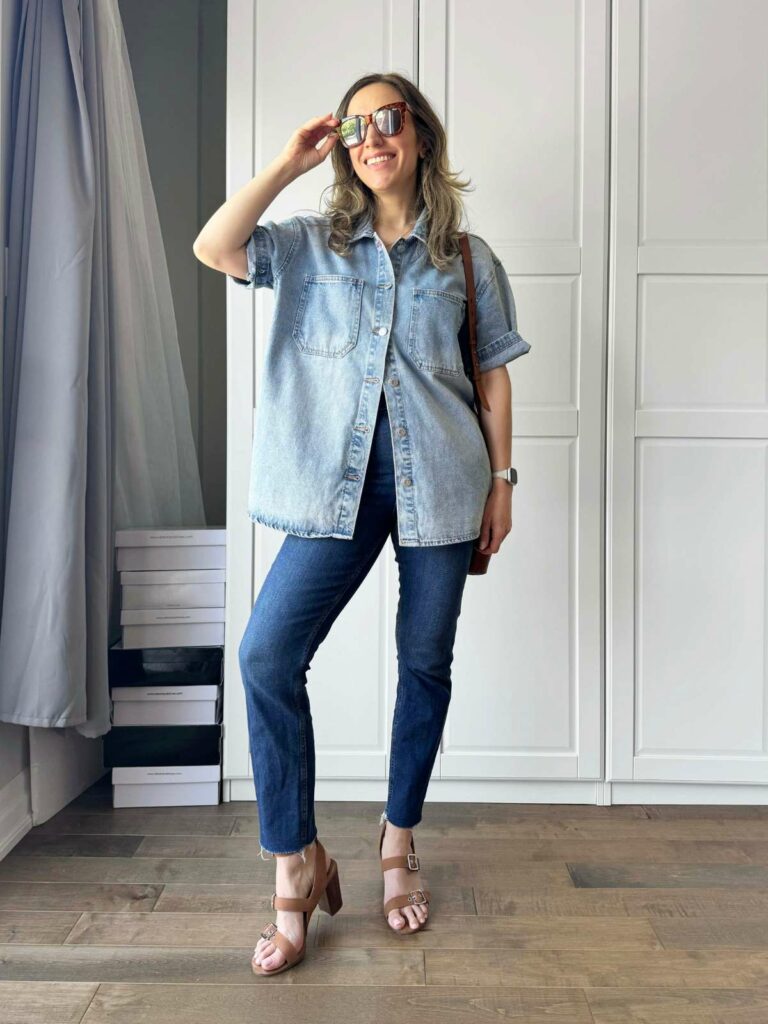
xmin=491 ymin=467 xmax=517 ymax=486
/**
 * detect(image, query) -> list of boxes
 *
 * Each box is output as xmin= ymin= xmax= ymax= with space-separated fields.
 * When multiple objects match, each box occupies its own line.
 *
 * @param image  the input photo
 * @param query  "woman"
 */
xmin=193 ymin=72 xmax=530 ymax=977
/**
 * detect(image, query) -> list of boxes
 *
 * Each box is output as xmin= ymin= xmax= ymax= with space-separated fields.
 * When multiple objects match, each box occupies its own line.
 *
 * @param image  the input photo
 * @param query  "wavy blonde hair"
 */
xmin=319 ymin=72 xmax=474 ymax=271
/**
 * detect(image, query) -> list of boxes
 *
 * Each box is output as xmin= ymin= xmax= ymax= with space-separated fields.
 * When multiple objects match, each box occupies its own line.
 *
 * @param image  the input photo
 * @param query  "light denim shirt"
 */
xmin=229 ymin=205 xmax=531 ymax=546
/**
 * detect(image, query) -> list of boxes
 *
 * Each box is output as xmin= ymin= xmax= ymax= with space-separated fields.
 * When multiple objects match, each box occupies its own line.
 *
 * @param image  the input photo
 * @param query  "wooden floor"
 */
xmin=2 ymin=779 xmax=768 ymax=1023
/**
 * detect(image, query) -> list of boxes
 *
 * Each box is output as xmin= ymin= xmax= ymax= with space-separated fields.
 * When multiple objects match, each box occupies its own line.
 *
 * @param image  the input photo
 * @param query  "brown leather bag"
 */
xmin=457 ymin=233 xmax=493 ymax=576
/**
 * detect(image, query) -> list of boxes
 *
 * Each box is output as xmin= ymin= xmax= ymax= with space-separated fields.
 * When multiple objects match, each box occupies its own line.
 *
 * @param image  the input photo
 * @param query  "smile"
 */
xmin=366 ymin=154 xmax=395 ymax=166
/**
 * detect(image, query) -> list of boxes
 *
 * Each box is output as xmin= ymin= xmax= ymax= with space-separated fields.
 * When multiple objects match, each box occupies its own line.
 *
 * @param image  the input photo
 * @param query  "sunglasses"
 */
xmin=334 ymin=101 xmax=408 ymax=149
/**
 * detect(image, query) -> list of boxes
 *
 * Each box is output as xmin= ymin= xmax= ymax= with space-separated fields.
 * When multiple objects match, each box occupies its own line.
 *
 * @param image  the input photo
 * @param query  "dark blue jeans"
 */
xmin=238 ymin=394 xmax=475 ymax=861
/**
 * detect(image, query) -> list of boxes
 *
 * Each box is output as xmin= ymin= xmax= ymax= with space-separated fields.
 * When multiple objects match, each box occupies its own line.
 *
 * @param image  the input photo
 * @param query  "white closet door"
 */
xmin=420 ymin=0 xmax=608 ymax=782
xmin=224 ymin=0 xmax=419 ymax=786
xmin=609 ymin=0 xmax=768 ymax=786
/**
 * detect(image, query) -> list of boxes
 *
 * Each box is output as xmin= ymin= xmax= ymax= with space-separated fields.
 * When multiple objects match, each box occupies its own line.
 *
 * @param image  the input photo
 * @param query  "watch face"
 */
xmin=493 ymin=468 xmax=517 ymax=484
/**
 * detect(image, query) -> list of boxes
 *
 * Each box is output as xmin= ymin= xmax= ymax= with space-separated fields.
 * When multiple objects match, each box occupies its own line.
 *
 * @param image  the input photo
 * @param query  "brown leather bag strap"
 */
xmin=459 ymin=233 xmax=491 ymax=412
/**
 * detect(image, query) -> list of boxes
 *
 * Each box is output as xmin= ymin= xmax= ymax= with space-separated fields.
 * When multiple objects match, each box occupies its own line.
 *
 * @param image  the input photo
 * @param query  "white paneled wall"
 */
xmin=419 ymin=0 xmax=606 ymax=785
xmin=609 ymin=0 xmax=768 ymax=802
xmin=224 ymin=0 xmax=768 ymax=807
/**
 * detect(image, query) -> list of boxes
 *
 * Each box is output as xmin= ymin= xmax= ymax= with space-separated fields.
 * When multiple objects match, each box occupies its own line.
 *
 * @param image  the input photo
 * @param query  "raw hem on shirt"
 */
xmin=397 ymin=528 xmax=481 ymax=547
xmin=248 ymin=509 xmax=353 ymax=540
xmin=248 ymin=510 xmax=480 ymax=547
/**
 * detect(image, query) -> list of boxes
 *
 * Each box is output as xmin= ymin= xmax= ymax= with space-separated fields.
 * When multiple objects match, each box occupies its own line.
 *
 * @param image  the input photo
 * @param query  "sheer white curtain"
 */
xmin=97 ymin=0 xmax=206 ymax=532
xmin=0 ymin=0 xmax=205 ymax=737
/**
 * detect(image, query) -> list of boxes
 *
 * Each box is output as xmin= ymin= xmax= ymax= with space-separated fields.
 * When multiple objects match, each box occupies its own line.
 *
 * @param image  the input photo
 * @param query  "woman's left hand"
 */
xmin=476 ymin=480 xmax=513 ymax=555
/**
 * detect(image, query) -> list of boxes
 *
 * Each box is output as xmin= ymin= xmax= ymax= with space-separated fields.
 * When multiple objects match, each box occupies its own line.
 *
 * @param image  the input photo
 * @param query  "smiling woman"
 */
xmin=324 ymin=82 xmax=439 ymax=257
xmin=192 ymin=69 xmax=531 ymax=979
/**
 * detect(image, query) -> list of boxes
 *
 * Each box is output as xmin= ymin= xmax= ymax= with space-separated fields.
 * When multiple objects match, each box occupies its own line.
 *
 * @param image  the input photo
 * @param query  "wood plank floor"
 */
xmin=2 ymin=777 xmax=768 ymax=1022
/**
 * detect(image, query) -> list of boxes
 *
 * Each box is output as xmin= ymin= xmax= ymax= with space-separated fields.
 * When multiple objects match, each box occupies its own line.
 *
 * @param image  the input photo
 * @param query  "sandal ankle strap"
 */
xmin=380 ymin=852 xmax=420 ymax=873
xmin=271 ymin=892 xmax=315 ymax=911
xmin=379 ymin=822 xmax=420 ymax=874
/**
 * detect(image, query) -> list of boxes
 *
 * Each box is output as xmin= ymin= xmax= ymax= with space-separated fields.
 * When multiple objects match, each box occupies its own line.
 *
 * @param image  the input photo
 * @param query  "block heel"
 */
xmin=318 ymin=857 xmax=343 ymax=915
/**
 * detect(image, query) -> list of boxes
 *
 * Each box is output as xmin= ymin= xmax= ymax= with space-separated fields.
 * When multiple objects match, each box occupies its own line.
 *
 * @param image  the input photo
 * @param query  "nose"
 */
xmin=362 ymin=116 xmax=385 ymax=146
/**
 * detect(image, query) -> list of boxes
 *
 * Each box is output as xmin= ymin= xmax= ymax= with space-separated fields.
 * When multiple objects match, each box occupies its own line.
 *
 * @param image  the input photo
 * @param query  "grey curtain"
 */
xmin=0 ymin=0 xmax=206 ymax=735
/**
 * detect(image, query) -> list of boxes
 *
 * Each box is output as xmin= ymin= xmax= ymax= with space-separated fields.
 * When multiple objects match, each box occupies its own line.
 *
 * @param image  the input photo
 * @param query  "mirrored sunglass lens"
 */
xmin=374 ymin=107 xmax=402 ymax=135
xmin=340 ymin=117 xmax=363 ymax=147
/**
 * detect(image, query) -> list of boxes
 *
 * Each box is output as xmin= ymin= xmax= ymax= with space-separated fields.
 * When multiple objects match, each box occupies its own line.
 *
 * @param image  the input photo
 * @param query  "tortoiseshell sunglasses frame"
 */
xmin=334 ymin=101 xmax=408 ymax=149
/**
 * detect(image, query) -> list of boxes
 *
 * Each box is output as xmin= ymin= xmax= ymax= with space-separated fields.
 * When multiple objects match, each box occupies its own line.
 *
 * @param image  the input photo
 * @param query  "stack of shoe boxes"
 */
xmin=106 ymin=527 xmax=226 ymax=808
xmin=115 ymin=528 xmax=226 ymax=647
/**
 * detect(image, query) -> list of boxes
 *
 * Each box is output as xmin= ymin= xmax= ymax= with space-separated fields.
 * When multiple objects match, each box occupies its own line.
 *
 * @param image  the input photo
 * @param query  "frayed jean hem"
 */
xmin=379 ymin=808 xmax=421 ymax=830
xmin=259 ymin=843 xmax=310 ymax=862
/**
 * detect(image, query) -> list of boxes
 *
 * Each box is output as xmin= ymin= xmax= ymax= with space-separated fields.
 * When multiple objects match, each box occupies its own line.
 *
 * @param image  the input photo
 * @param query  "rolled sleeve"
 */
xmin=228 ymin=215 xmax=298 ymax=289
xmin=474 ymin=253 xmax=531 ymax=372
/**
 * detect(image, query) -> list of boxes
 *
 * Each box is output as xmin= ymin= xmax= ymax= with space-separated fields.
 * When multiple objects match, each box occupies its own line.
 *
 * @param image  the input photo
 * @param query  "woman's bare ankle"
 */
xmin=274 ymin=839 xmax=317 ymax=876
xmin=382 ymin=821 xmax=413 ymax=848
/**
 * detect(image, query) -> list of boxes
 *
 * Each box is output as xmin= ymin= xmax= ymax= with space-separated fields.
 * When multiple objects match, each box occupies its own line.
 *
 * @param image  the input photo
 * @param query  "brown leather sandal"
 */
xmin=379 ymin=820 xmax=431 ymax=933
xmin=251 ymin=837 xmax=342 ymax=976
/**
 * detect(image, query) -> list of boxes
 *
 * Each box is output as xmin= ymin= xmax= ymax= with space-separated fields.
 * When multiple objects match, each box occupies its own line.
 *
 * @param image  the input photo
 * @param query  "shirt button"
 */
xmin=402 ymin=477 xmax=412 ymax=487
xmin=398 ymin=427 xmax=406 ymax=437
xmin=377 ymin=326 xmax=388 ymax=336
xmin=389 ymin=376 xmax=400 ymax=386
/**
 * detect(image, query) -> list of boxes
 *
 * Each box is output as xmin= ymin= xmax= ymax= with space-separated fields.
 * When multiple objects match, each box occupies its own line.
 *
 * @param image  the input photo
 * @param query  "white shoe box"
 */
xmin=115 ymin=527 xmax=226 ymax=572
xmin=112 ymin=763 xmax=221 ymax=807
xmin=115 ymin=527 xmax=226 ymax=547
xmin=120 ymin=607 xmax=225 ymax=648
xmin=111 ymin=684 xmax=221 ymax=725
xmin=116 ymin=545 xmax=225 ymax=571
xmin=120 ymin=569 xmax=226 ymax=613
xmin=121 ymin=623 xmax=224 ymax=648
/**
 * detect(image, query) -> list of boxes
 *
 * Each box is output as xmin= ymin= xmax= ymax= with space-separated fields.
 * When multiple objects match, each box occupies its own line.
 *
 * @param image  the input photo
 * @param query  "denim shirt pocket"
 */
xmin=407 ymin=287 xmax=466 ymax=376
xmin=292 ymin=274 xmax=365 ymax=358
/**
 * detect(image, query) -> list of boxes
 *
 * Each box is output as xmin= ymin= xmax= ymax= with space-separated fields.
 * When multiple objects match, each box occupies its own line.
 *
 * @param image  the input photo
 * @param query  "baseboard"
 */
xmin=226 ymin=776 xmax=768 ymax=805
xmin=0 ymin=768 xmax=33 ymax=860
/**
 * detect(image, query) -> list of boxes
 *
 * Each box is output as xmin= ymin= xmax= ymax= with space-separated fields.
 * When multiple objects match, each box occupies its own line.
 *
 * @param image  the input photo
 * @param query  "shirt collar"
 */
xmin=348 ymin=204 xmax=429 ymax=245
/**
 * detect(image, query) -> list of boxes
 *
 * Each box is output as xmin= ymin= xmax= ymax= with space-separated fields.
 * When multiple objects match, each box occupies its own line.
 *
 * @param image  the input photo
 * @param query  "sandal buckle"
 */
xmin=408 ymin=888 xmax=427 ymax=905
xmin=407 ymin=853 xmax=419 ymax=871
xmin=260 ymin=921 xmax=278 ymax=941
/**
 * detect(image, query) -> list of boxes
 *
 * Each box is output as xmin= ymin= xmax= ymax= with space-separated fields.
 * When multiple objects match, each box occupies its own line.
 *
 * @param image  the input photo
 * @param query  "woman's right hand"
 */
xmin=278 ymin=112 xmax=340 ymax=179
